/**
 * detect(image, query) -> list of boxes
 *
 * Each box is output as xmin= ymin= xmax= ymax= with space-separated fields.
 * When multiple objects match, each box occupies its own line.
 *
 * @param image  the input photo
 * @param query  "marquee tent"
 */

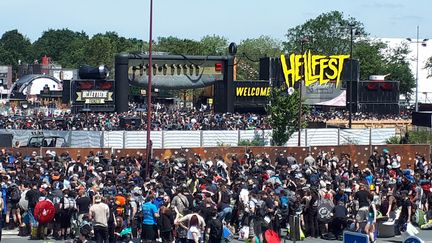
xmin=316 ymin=90 xmax=346 ymax=107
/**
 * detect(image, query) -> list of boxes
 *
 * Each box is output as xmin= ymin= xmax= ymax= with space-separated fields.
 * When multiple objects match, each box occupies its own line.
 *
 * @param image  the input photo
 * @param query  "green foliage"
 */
xmin=383 ymin=43 xmax=415 ymax=97
xmin=32 ymin=28 xmax=89 ymax=68
xmin=353 ymin=40 xmax=387 ymax=80
xmin=386 ymin=136 xmax=401 ymax=144
xmin=199 ymin=35 xmax=228 ymax=55
xmin=267 ymin=86 xmax=308 ymax=146
xmin=237 ymin=36 xmax=282 ymax=80
xmin=238 ymin=132 xmax=266 ymax=146
xmin=284 ymin=11 xmax=366 ymax=55
xmin=407 ymin=130 xmax=432 ymax=144
xmin=83 ymin=36 xmax=116 ymax=68
xmin=155 ymin=35 xmax=227 ymax=56
xmin=387 ymin=131 xmax=432 ymax=144
xmin=0 ymin=30 xmax=32 ymax=68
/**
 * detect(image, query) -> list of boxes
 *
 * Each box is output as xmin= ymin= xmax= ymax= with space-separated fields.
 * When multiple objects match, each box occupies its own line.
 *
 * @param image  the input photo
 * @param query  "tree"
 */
xmin=32 ymin=28 xmax=89 ymax=67
xmin=83 ymin=35 xmax=116 ymax=68
xmin=267 ymin=86 xmax=307 ymax=146
xmin=0 ymin=46 xmax=15 ymax=67
xmin=352 ymin=39 xmax=387 ymax=81
xmin=383 ymin=43 xmax=415 ymax=98
xmin=236 ymin=35 xmax=283 ymax=80
xmin=283 ymin=11 xmax=366 ymax=55
xmin=155 ymin=36 xmax=202 ymax=55
xmin=199 ymin=35 xmax=228 ymax=55
xmin=0 ymin=30 xmax=32 ymax=67
xmin=93 ymin=31 xmax=145 ymax=54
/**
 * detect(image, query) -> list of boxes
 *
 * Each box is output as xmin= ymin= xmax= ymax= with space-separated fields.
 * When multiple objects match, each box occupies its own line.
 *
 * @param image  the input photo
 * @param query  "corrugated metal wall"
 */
xmin=2 ymin=128 xmax=396 ymax=149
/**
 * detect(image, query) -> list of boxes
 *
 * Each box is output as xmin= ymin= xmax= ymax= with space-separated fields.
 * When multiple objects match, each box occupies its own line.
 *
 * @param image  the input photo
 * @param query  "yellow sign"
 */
xmin=236 ymin=87 xmax=271 ymax=97
xmin=76 ymin=90 xmax=113 ymax=104
xmin=280 ymin=51 xmax=349 ymax=88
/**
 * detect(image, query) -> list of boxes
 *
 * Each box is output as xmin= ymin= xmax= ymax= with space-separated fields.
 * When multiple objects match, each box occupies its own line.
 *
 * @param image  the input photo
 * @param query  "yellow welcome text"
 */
xmin=236 ymin=87 xmax=271 ymax=97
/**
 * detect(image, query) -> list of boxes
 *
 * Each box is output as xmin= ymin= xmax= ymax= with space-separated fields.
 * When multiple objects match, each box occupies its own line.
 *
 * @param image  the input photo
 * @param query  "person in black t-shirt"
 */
xmin=397 ymin=191 xmax=412 ymax=234
xmin=24 ymin=182 xmax=40 ymax=239
xmin=354 ymin=184 xmax=371 ymax=231
xmin=207 ymin=209 xmax=223 ymax=243
xmin=76 ymin=190 xmax=91 ymax=221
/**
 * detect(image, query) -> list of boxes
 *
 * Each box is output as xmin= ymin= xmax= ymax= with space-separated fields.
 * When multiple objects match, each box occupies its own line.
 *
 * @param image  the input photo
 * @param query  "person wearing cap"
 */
xmin=89 ymin=195 xmax=110 ymax=243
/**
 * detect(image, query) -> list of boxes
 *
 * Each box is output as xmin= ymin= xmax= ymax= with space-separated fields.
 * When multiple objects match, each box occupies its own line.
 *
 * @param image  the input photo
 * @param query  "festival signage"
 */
xmin=76 ymin=90 xmax=113 ymax=104
xmin=280 ymin=51 xmax=350 ymax=88
xmin=235 ymin=86 xmax=271 ymax=97
xmin=233 ymin=81 xmax=270 ymax=112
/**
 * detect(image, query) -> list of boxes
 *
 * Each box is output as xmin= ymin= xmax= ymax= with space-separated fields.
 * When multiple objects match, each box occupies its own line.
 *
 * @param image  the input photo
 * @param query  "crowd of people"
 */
xmin=0 ymin=105 xmax=270 ymax=131
xmin=305 ymin=110 xmax=411 ymax=123
xmin=0 ymin=147 xmax=429 ymax=242
xmin=0 ymin=105 xmax=411 ymax=131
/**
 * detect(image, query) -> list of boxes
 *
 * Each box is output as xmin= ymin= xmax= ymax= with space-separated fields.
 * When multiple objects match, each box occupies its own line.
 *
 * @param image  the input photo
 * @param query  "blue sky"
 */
xmin=0 ymin=0 xmax=431 ymax=43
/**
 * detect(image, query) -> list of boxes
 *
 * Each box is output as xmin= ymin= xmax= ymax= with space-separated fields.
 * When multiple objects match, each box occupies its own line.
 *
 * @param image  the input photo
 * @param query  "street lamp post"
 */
xmin=298 ymin=38 xmax=309 ymax=147
xmin=348 ymin=23 xmax=355 ymax=129
xmin=407 ymin=26 xmax=428 ymax=112
xmin=145 ymin=0 xmax=154 ymax=179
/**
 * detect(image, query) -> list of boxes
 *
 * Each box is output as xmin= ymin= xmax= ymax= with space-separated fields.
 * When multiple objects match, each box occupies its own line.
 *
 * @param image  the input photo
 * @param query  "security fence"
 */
xmin=3 ymin=128 xmax=396 ymax=149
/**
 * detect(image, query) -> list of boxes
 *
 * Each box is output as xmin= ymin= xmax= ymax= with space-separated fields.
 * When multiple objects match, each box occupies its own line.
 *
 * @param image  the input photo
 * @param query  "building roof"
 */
xmin=14 ymin=74 xmax=60 ymax=87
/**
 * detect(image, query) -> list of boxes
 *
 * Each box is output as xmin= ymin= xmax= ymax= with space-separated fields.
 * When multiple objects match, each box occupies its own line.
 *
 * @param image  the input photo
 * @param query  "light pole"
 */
xmin=407 ymin=26 xmax=428 ymax=112
xmin=298 ymin=38 xmax=309 ymax=147
xmin=348 ymin=23 xmax=355 ymax=129
xmin=145 ymin=0 xmax=154 ymax=179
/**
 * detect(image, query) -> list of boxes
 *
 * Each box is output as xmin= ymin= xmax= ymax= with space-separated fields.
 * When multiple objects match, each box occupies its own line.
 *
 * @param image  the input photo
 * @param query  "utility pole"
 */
xmin=145 ymin=0 xmax=154 ymax=179
xmin=298 ymin=38 xmax=309 ymax=147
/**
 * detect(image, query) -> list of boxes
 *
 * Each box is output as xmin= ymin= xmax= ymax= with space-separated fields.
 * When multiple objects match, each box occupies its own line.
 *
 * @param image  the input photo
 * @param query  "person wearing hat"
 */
xmin=89 ymin=195 xmax=110 ymax=243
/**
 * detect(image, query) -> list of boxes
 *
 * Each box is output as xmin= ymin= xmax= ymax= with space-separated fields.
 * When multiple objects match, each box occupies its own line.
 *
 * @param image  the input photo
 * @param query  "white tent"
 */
xmin=316 ymin=90 xmax=346 ymax=107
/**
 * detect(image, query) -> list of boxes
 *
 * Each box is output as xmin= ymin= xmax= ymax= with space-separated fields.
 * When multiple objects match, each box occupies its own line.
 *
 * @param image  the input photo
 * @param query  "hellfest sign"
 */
xmin=235 ymin=52 xmax=350 ymax=97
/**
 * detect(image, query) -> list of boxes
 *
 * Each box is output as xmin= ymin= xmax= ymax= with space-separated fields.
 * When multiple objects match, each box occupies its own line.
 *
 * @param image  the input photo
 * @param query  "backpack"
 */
xmin=209 ymin=218 xmax=223 ymax=240
xmin=63 ymin=197 xmax=76 ymax=211
xmin=251 ymin=199 xmax=267 ymax=217
xmin=9 ymin=186 xmax=21 ymax=203
xmin=317 ymin=199 xmax=333 ymax=223
xmin=264 ymin=229 xmax=281 ymax=243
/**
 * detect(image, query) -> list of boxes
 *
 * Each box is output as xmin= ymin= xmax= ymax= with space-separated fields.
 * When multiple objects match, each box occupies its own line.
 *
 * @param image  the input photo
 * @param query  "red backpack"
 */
xmin=264 ymin=229 xmax=281 ymax=243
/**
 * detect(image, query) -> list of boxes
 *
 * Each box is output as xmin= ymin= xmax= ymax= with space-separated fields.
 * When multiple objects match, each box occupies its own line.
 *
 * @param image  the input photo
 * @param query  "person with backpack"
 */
xmin=172 ymin=187 xmax=190 ymax=216
xmin=59 ymin=189 xmax=77 ymax=240
xmin=6 ymin=183 xmax=21 ymax=229
xmin=130 ymin=188 xmax=145 ymax=239
xmin=207 ymin=208 xmax=223 ymax=243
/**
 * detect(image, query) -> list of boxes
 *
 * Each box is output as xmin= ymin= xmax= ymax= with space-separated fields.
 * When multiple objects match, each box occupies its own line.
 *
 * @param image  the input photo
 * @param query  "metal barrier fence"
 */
xmin=3 ymin=128 xmax=396 ymax=149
